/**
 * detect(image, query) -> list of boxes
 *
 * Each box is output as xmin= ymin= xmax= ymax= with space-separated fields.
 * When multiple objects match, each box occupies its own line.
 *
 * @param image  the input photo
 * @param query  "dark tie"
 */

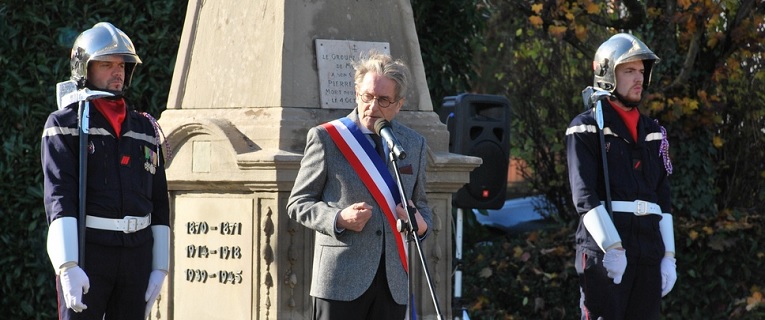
xmin=371 ymin=134 xmax=385 ymax=159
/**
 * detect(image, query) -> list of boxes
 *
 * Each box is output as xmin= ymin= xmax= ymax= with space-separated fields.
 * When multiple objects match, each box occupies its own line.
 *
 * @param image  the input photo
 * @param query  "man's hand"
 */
xmin=603 ymin=248 xmax=627 ymax=284
xmin=660 ymin=256 xmax=677 ymax=297
xmin=145 ymin=270 xmax=167 ymax=319
xmin=395 ymin=200 xmax=427 ymax=236
xmin=60 ymin=265 xmax=90 ymax=312
xmin=337 ymin=202 xmax=373 ymax=232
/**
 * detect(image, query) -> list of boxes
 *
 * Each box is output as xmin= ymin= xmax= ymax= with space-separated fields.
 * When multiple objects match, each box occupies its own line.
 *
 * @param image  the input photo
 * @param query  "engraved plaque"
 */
xmin=173 ymin=196 xmax=253 ymax=320
xmin=316 ymin=39 xmax=390 ymax=109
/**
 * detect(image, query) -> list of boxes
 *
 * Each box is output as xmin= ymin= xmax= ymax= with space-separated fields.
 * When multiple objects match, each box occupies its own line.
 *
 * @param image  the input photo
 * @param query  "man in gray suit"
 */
xmin=287 ymin=52 xmax=433 ymax=320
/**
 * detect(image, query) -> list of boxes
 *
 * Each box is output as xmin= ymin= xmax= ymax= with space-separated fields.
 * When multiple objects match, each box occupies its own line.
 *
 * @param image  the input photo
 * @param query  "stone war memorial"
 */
xmin=155 ymin=1 xmax=479 ymax=319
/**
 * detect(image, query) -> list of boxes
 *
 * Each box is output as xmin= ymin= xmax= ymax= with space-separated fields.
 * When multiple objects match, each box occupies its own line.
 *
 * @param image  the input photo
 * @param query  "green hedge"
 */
xmin=0 ymin=2 xmax=186 ymax=318
xmin=460 ymin=211 xmax=765 ymax=319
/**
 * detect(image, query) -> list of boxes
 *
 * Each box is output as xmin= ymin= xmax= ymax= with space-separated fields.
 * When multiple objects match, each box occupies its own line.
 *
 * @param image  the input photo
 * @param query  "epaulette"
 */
xmin=139 ymin=112 xmax=173 ymax=164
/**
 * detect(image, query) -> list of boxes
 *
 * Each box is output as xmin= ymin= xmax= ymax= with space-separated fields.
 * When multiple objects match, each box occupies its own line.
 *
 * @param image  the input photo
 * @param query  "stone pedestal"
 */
xmin=157 ymin=1 xmax=479 ymax=319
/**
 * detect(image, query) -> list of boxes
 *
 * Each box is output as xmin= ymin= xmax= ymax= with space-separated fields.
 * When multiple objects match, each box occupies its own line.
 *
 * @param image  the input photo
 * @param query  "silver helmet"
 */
xmin=70 ymin=22 xmax=142 ymax=91
xmin=593 ymin=33 xmax=659 ymax=93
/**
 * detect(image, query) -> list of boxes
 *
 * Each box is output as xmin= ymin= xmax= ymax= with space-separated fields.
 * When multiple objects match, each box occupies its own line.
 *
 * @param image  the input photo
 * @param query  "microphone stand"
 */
xmin=386 ymin=150 xmax=444 ymax=320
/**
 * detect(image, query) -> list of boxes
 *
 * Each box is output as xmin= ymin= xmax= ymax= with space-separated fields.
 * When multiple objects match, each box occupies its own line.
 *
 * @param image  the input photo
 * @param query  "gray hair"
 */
xmin=353 ymin=51 xmax=411 ymax=100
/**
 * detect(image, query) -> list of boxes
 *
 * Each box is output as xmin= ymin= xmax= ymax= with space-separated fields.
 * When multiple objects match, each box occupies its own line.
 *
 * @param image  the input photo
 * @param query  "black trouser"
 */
xmin=58 ymin=240 xmax=152 ymax=320
xmin=312 ymin=257 xmax=407 ymax=320
xmin=577 ymin=249 xmax=661 ymax=320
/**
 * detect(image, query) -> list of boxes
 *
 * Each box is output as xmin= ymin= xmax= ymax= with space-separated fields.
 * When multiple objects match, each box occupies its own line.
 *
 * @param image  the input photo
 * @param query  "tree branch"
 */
xmin=722 ymin=0 xmax=756 ymax=59
xmin=589 ymin=0 xmax=646 ymax=30
xmin=667 ymin=28 xmax=702 ymax=91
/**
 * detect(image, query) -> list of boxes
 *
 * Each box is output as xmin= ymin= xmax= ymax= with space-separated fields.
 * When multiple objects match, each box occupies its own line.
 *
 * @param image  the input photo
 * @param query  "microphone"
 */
xmin=374 ymin=119 xmax=407 ymax=160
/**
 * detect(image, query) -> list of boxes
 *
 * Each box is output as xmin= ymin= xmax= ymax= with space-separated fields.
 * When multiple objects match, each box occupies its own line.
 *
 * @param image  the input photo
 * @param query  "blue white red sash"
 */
xmin=321 ymin=117 xmax=409 ymax=273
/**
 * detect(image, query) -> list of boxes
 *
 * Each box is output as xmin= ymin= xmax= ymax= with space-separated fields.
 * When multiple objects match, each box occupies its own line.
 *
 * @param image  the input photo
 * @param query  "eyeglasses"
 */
xmin=358 ymin=93 xmax=401 ymax=108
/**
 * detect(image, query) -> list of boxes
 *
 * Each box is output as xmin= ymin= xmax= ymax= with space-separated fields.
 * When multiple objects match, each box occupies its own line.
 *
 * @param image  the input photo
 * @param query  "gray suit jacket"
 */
xmin=287 ymin=110 xmax=433 ymax=305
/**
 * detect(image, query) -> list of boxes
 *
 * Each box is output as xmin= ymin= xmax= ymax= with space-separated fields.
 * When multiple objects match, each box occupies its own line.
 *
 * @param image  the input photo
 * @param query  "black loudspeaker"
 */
xmin=439 ymin=93 xmax=510 ymax=209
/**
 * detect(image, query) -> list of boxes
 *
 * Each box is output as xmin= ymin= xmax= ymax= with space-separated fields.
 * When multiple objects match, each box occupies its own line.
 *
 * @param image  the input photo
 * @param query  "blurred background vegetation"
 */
xmin=1 ymin=0 xmax=763 ymax=319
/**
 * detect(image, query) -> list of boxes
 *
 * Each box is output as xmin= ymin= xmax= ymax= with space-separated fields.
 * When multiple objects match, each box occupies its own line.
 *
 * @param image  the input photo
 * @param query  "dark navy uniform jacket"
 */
xmin=566 ymin=100 xmax=671 ymax=265
xmin=42 ymin=99 xmax=169 ymax=248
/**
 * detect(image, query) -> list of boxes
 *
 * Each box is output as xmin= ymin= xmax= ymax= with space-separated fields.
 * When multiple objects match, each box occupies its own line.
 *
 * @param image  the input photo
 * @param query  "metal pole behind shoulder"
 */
xmin=582 ymin=86 xmax=614 ymax=218
xmin=63 ymin=87 xmax=113 ymax=269
xmin=595 ymin=100 xmax=613 ymax=218
xmin=77 ymin=99 xmax=89 ymax=268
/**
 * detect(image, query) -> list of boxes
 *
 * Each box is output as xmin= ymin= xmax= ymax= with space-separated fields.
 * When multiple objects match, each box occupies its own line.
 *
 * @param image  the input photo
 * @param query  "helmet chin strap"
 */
xmin=85 ymin=82 xmax=124 ymax=99
xmin=612 ymin=91 xmax=641 ymax=109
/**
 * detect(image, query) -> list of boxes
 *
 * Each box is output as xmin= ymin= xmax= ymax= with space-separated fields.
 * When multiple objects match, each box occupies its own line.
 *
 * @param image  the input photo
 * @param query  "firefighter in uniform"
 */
xmin=42 ymin=22 xmax=170 ymax=320
xmin=565 ymin=33 xmax=677 ymax=319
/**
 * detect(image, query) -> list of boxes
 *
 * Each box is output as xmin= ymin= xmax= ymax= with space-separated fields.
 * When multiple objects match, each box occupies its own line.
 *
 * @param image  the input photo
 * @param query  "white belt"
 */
xmin=605 ymin=200 xmax=662 ymax=216
xmin=86 ymin=214 xmax=151 ymax=233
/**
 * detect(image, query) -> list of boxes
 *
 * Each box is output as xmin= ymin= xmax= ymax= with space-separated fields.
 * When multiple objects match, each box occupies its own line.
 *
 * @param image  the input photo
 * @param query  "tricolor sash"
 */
xmin=321 ymin=117 xmax=409 ymax=273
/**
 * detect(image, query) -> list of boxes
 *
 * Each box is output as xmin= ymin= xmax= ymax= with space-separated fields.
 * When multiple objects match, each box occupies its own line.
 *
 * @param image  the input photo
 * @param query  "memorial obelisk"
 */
xmin=157 ymin=1 xmax=480 ymax=319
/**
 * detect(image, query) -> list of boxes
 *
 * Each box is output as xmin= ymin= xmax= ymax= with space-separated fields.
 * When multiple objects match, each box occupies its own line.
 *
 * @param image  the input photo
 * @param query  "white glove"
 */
xmin=660 ymin=256 xmax=677 ymax=297
xmin=60 ymin=265 xmax=90 ymax=312
xmin=144 ymin=270 xmax=167 ymax=319
xmin=603 ymin=248 xmax=627 ymax=284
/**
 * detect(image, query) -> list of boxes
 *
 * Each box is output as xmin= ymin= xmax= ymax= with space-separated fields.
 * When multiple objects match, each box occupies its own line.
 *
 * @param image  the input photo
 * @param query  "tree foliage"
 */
xmin=411 ymin=0 xmax=491 ymax=107
xmin=468 ymin=0 xmax=765 ymax=219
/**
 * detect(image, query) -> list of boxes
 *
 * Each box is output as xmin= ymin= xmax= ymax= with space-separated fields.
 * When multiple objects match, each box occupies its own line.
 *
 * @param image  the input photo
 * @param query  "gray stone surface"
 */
xmin=158 ymin=0 xmax=480 ymax=318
